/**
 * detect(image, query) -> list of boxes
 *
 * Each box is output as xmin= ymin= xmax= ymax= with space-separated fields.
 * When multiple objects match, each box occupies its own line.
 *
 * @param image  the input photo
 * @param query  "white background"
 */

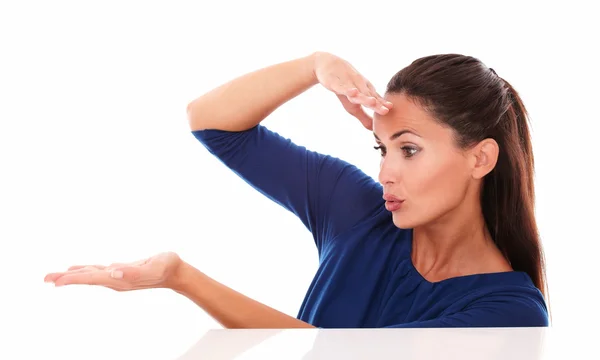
xmin=1 ymin=1 xmax=598 ymax=359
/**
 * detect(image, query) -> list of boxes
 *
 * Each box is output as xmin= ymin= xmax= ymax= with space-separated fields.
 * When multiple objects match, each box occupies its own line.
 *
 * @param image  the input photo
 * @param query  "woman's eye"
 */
xmin=373 ymin=145 xmax=386 ymax=156
xmin=375 ymin=145 xmax=418 ymax=158
xmin=402 ymin=146 xmax=418 ymax=158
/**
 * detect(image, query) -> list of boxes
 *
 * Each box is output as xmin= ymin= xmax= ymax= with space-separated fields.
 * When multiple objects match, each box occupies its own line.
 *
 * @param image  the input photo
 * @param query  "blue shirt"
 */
xmin=192 ymin=125 xmax=549 ymax=328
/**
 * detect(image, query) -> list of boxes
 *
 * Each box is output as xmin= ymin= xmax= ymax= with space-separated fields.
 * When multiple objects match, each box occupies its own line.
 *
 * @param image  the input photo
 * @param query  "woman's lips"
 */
xmin=383 ymin=194 xmax=404 ymax=212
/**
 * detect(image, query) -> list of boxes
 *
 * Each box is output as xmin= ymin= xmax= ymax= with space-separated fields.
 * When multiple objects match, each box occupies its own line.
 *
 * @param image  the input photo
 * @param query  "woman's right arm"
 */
xmin=186 ymin=53 xmax=392 ymax=249
xmin=187 ymin=52 xmax=390 ymax=132
xmin=187 ymin=53 xmax=318 ymax=132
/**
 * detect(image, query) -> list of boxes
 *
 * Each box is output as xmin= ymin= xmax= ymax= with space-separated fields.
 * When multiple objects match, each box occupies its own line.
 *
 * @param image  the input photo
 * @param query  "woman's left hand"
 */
xmin=44 ymin=252 xmax=182 ymax=291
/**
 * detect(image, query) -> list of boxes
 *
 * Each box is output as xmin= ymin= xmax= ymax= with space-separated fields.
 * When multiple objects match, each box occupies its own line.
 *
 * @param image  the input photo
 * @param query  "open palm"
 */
xmin=44 ymin=252 xmax=182 ymax=291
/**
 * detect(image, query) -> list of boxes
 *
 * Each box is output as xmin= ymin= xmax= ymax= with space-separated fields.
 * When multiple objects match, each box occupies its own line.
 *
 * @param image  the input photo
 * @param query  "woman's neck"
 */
xmin=411 ymin=201 xmax=510 ymax=282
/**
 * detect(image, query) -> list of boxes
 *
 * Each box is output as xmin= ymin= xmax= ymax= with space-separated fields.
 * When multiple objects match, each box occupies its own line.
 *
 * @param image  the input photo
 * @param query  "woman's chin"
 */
xmin=392 ymin=213 xmax=418 ymax=230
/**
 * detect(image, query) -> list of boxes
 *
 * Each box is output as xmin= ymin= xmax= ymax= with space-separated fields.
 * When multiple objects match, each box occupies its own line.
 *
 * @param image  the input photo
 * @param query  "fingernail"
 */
xmin=111 ymin=270 xmax=123 ymax=279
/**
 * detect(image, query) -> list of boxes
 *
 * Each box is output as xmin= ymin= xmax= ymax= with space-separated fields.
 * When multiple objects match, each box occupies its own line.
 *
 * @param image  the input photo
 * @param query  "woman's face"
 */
xmin=372 ymin=93 xmax=483 ymax=229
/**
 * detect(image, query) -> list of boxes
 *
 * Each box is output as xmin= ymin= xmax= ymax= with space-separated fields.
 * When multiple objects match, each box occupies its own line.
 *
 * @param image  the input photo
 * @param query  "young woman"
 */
xmin=45 ymin=52 xmax=549 ymax=328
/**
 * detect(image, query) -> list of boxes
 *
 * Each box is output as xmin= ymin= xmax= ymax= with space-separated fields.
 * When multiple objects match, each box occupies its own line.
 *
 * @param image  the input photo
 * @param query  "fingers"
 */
xmin=356 ymin=82 xmax=392 ymax=115
xmin=44 ymin=273 xmax=64 ymax=283
xmin=342 ymin=84 xmax=391 ymax=118
xmin=337 ymin=94 xmax=373 ymax=130
xmin=53 ymin=270 xmax=116 ymax=287
xmin=346 ymin=88 xmax=378 ymax=108
xmin=51 ymin=266 xmax=136 ymax=286
xmin=65 ymin=260 xmax=142 ymax=272
xmin=68 ymin=264 xmax=106 ymax=271
xmin=45 ymin=258 xmax=149 ymax=284
xmin=366 ymin=82 xmax=393 ymax=110
xmin=45 ymin=265 xmax=151 ymax=288
xmin=45 ymin=266 xmax=99 ymax=283
xmin=46 ymin=263 xmax=113 ymax=282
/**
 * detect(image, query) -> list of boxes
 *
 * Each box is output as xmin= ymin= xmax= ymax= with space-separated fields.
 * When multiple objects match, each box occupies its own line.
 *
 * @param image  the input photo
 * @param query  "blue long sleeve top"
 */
xmin=192 ymin=124 xmax=548 ymax=328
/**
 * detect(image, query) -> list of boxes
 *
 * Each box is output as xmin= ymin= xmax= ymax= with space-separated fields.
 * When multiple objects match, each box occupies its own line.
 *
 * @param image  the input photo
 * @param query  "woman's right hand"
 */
xmin=313 ymin=52 xmax=393 ymax=130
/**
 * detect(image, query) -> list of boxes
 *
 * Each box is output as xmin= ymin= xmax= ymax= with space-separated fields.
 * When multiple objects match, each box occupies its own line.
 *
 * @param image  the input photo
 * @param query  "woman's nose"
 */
xmin=378 ymin=158 xmax=397 ymax=185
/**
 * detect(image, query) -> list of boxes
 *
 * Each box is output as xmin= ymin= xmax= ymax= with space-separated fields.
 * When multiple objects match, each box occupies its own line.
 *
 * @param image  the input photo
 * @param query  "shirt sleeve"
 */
xmin=384 ymin=291 xmax=549 ymax=328
xmin=191 ymin=125 xmax=384 ymax=250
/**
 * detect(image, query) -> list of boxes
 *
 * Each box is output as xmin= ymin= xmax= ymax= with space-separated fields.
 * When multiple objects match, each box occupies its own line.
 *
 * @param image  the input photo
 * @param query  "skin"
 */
xmin=44 ymin=52 xmax=512 ymax=328
xmin=374 ymin=93 xmax=512 ymax=282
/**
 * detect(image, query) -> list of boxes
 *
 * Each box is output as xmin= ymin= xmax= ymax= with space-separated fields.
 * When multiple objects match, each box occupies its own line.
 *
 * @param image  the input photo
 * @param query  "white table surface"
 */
xmin=6 ymin=286 xmax=593 ymax=360
xmin=6 ymin=320 xmax=594 ymax=359
xmin=173 ymin=327 xmax=584 ymax=360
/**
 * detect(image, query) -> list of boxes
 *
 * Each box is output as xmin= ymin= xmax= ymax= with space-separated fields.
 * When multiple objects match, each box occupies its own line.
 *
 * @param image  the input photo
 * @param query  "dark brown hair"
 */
xmin=386 ymin=54 xmax=548 ymax=300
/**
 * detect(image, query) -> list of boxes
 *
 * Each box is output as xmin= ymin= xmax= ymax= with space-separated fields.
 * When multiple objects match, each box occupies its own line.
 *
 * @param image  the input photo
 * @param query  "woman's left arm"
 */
xmin=170 ymin=261 xmax=315 ymax=329
xmin=45 ymin=252 xmax=315 ymax=329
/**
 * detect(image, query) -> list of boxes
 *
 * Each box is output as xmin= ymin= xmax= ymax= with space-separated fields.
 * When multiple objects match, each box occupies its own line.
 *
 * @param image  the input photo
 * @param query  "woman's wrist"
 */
xmin=166 ymin=259 xmax=200 ymax=293
xmin=306 ymin=51 xmax=321 ymax=84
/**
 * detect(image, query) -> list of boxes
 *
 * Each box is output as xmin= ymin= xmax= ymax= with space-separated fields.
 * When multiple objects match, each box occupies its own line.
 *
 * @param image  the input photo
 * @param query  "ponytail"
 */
xmin=481 ymin=79 xmax=548 ymax=301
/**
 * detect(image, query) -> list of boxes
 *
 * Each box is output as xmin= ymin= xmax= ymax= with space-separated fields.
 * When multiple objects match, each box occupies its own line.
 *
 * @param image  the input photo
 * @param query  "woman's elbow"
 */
xmin=186 ymin=101 xmax=206 ymax=131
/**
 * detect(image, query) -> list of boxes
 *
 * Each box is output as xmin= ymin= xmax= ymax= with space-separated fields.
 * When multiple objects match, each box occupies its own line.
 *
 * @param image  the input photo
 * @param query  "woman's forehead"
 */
xmin=374 ymin=95 xmax=444 ymax=140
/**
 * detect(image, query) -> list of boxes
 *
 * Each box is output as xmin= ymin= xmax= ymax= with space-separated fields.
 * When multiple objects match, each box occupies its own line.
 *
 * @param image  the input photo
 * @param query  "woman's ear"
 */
xmin=471 ymin=138 xmax=499 ymax=179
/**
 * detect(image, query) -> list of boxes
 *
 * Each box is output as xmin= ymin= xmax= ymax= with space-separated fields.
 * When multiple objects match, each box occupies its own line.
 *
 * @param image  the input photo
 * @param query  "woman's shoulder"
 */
xmin=436 ymin=270 xmax=544 ymax=298
xmin=438 ymin=270 xmax=548 ymax=319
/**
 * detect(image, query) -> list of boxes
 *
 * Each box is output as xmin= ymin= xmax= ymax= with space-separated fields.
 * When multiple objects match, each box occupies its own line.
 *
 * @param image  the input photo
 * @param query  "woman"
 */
xmin=45 ymin=52 xmax=549 ymax=328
